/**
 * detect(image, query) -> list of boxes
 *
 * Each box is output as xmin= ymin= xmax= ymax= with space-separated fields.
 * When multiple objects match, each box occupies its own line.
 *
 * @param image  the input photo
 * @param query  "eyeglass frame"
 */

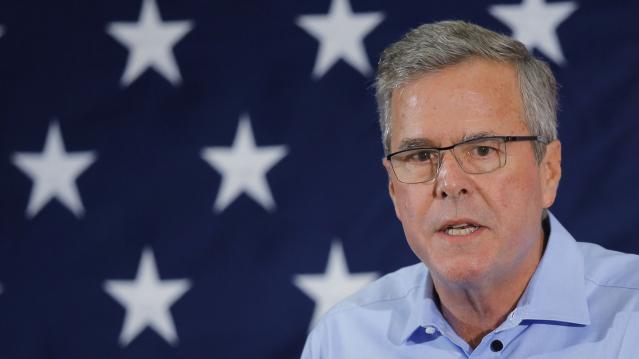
xmin=385 ymin=135 xmax=549 ymax=184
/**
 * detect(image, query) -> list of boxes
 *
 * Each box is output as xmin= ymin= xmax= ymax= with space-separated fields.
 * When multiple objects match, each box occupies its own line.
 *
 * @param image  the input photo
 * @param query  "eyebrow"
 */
xmin=397 ymin=131 xmax=497 ymax=151
xmin=459 ymin=131 xmax=496 ymax=143
xmin=398 ymin=138 xmax=437 ymax=150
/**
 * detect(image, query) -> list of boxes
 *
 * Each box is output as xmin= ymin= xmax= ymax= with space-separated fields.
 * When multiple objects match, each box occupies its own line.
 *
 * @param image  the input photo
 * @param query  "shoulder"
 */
xmin=326 ymin=262 xmax=427 ymax=314
xmin=578 ymin=241 xmax=639 ymax=291
xmin=309 ymin=262 xmax=427 ymax=333
xmin=302 ymin=263 xmax=427 ymax=357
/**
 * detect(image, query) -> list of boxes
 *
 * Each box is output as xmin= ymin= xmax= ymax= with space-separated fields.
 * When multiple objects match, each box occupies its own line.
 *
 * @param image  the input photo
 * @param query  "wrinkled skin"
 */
xmin=383 ymin=58 xmax=562 ymax=344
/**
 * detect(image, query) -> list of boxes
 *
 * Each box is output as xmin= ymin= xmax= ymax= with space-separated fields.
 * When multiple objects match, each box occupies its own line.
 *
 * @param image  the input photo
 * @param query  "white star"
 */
xmin=296 ymin=0 xmax=384 ymax=78
xmin=12 ymin=121 xmax=96 ymax=218
xmin=104 ymin=247 xmax=191 ymax=347
xmin=107 ymin=0 xmax=193 ymax=86
xmin=489 ymin=0 xmax=578 ymax=64
xmin=293 ymin=240 xmax=378 ymax=330
xmin=201 ymin=114 xmax=288 ymax=213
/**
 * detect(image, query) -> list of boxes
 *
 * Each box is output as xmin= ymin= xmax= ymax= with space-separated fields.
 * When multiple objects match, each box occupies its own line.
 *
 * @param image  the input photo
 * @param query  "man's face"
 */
xmin=383 ymin=58 xmax=561 ymax=287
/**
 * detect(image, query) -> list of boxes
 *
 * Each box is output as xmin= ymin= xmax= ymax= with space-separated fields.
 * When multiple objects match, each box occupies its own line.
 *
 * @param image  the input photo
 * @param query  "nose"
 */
xmin=434 ymin=150 xmax=472 ymax=199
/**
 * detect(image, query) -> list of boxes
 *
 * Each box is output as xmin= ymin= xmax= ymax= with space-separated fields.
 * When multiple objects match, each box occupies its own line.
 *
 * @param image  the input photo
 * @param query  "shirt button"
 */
xmin=508 ymin=311 xmax=517 ymax=321
xmin=490 ymin=339 xmax=504 ymax=352
xmin=424 ymin=326 xmax=437 ymax=335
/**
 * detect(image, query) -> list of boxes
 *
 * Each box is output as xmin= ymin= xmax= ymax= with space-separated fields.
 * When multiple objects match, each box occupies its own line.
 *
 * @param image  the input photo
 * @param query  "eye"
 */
xmin=466 ymin=142 xmax=502 ymax=160
xmin=474 ymin=146 xmax=494 ymax=157
xmin=406 ymin=150 xmax=435 ymax=163
xmin=395 ymin=149 xmax=436 ymax=163
xmin=408 ymin=150 xmax=435 ymax=162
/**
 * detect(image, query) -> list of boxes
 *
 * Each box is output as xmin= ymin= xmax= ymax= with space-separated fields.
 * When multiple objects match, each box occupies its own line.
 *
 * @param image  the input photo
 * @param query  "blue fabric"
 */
xmin=301 ymin=213 xmax=639 ymax=358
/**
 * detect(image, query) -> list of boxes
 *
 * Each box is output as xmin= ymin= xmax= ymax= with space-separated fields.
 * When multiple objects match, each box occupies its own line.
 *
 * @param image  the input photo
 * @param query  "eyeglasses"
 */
xmin=386 ymin=136 xmax=548 ymax=184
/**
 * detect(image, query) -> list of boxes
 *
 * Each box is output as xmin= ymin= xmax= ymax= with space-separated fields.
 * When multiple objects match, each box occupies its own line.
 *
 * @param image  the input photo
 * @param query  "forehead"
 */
xmin=389 ymin=58 xmax=527 ymax=150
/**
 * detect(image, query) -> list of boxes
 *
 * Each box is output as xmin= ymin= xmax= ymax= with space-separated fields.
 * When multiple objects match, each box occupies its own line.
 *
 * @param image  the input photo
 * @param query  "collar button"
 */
xmin=490 ymin=339 xmax=504 ymax=352
xmin=423 ymin=326 xmax=437 ymax=335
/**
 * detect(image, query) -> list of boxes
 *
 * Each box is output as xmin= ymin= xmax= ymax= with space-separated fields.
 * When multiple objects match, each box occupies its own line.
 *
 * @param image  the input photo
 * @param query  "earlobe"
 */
xmin=541 ymin=140 xmax=562 ymax=208
xmin=388 ymin=178 xmax=396 ymax=201
xmin=382 ymin=158 xmax=397 ymax=201
xmin=388 ymin=179 xmax=403 ymax=221
xmin=383 ymin=158 xmax=402 ymax=220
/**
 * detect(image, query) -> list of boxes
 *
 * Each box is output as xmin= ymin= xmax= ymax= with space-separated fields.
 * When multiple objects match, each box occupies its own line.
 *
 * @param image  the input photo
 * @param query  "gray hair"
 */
xmin=375 ymin=20 xmax=558 ymax=162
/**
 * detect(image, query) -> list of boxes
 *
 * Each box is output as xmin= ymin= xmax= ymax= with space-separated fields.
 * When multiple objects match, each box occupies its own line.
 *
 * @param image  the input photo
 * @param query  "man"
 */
xmin=301 ymin=20 xmax=639 ymax=358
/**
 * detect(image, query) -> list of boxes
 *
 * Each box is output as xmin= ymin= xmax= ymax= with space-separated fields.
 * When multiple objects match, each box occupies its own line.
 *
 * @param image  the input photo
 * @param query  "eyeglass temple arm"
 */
xmin=503 ymin=135 xmax=549 ymax=144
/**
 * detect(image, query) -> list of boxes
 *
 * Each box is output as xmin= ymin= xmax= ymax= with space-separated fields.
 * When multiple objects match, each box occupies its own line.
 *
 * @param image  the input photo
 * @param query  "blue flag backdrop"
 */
xmin=0 ymin=0 xmax=638 ymax=358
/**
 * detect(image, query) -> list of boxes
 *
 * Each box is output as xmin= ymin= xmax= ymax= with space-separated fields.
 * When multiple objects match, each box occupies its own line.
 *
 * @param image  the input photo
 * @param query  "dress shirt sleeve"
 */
xmin=301 ymin=331 xmax=317 ymax=358
xmin=300 ymin=322 xmax=324 ymax=359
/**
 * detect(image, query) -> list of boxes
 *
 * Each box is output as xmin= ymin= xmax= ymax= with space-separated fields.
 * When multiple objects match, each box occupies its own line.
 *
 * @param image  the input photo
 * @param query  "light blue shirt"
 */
xmin=301 ymin=214 xmax=639 ymax=358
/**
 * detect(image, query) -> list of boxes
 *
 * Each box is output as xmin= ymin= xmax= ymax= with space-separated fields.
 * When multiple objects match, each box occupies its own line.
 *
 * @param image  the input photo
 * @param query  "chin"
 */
xmin=429 ymin=257 xmax=494 ymax=287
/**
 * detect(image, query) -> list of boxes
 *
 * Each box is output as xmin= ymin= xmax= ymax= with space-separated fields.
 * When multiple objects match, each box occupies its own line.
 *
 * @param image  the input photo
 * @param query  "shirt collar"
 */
xmin=387 ymin=264 xmax=440 ymax=345
xmin=388 ymin=211 xmax=590 ymax=345
xmin=512 ymin=212 xmax=590 ymax=326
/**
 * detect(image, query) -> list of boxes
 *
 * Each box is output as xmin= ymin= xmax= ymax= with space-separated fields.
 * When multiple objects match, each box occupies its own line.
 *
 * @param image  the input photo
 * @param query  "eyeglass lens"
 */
xmin=390 ymin=138 xmax=507 ymax=184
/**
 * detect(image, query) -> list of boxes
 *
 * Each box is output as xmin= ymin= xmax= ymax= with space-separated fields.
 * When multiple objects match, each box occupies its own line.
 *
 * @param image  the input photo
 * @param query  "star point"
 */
xmin=12 ymin=121 xmax=96 ymax=218
xmin=490 ymin=0 xmax=578 ymax=64
xmin=294 ymin=240 xmax=378 ymax=330
xmin=104 ymin=247 xmax=191 ymax=346
xmin=201 ymin=114 xmax=288 ymax=213
xmin=296 ymin=0 xmax=384 ymax=78
xmin=107 ymin=0 xmax=194 ymax=86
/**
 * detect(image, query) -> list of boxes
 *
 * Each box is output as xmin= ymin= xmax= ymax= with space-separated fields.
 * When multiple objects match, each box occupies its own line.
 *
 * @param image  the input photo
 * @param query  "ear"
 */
xmin=382 ymin=158 xmax=402 ymax=220
xmin=540 ymin=140 xmax=562 ymax=209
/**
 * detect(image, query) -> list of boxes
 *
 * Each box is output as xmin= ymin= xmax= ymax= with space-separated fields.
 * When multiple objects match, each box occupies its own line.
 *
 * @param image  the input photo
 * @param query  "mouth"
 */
xmin=438 ymin=220 xmax=483 ymax=237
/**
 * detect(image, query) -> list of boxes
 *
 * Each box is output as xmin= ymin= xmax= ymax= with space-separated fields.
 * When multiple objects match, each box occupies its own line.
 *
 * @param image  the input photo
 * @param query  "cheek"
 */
xmin=488 ymin=165 xmax=543 ymax=227
xmin=393 ymin=185 xmax=436 ymax=259
xmin=394 ymin=184 xmax=432 ymax=221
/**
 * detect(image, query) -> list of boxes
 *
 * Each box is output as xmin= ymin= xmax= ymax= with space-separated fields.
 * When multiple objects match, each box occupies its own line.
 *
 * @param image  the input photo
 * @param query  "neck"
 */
xmin=432 ymin=232 xmax=545 ymax=349
xmin=434 ymin=276 xmax=528 ymax=348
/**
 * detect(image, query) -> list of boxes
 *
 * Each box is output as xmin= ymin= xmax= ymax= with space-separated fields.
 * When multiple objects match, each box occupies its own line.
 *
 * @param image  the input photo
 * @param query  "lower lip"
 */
xmin=437 ymin=226 xmax=485 ymax=242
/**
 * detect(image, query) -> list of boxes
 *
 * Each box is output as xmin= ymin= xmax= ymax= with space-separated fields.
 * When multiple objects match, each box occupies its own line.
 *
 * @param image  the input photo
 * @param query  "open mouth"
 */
xmin=438 ymin=221 xmax=483 ymax=236
xmin=443 ymin=224 xmax=480 ymax=236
